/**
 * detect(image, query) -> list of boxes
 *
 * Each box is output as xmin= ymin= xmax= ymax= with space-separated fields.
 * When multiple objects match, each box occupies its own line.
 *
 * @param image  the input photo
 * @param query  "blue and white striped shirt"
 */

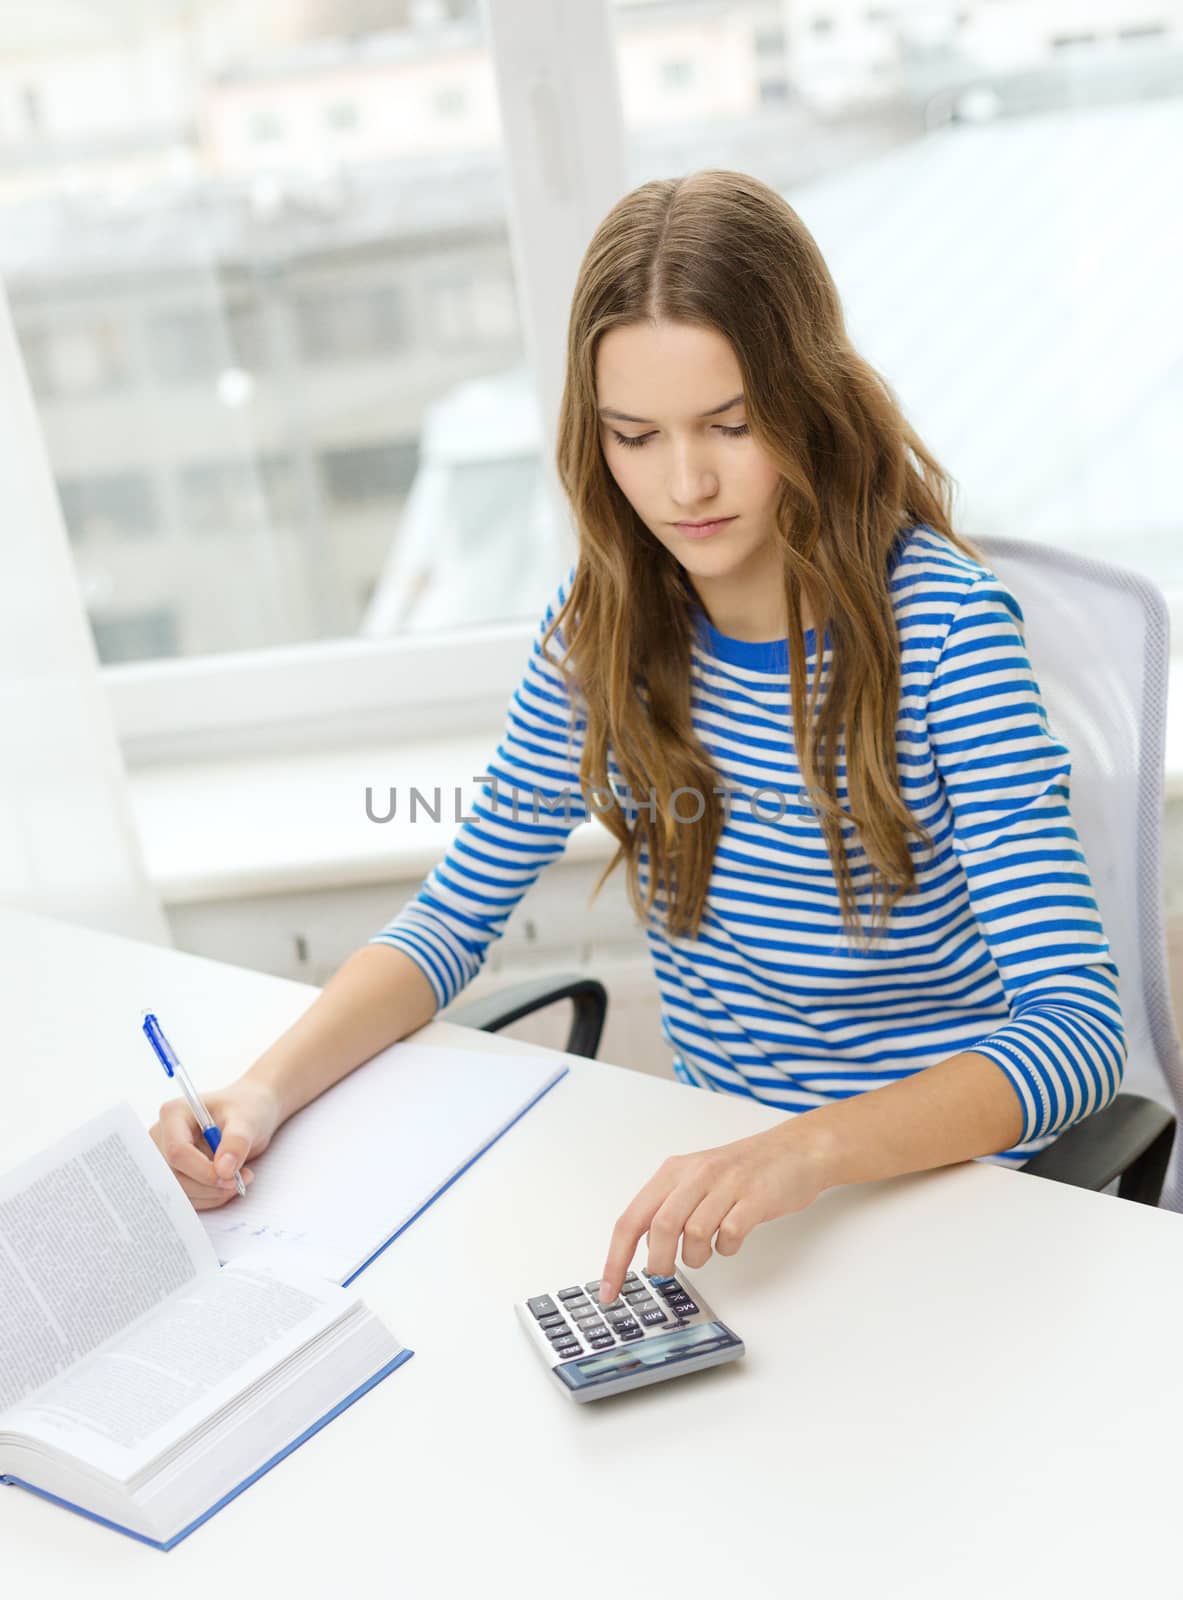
xmin=372 ymin=524 xmax=1125 ymax=1165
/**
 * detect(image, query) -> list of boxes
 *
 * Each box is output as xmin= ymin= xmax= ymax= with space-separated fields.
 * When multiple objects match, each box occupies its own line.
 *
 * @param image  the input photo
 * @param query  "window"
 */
xmin=425 ymin=266 xmax=518 ymax=348
xmin=176 ymin=460 xmax=266 ymax=532
xmin=92 ymin=609 xmax=180 ymax=663
xmin=0 ymin=4 xmax=547 ymax=672
xmin=325 ymin=100 xmax=360 ymax=129
xmin=249 ymin=109 xmax=284 ymax=142
xmin=321 ymin=441 xmax=420 ymax=507
xmin=20 ymin=81 xmax=42 ymax=134
xmin=1 ymin=0 xmax=1176 ymax=768
xmin=17 ymin=318 xmax=133 ymax=399
xmin=661 ymin=60 xmax=694 ymax=89
xmin=295 ymin=285 xmax=406 ymax=363
xmin=57 ymin=473 xmax=161 ymax=543
xmin=608 ymin=0 xmax=1183 ymax=608
xmin=433 ymin=85 xmax=468 ymax=116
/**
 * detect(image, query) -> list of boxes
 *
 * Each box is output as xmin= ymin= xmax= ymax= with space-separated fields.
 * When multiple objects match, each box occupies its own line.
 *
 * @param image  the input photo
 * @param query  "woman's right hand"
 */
xmin=149 ymin=1078 xmax=284 ymax=1211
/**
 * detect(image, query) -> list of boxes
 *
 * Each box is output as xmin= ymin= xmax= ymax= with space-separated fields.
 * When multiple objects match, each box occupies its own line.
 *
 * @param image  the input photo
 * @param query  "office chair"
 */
xmin=448 ymin=538 xmax=1181 ymax=1209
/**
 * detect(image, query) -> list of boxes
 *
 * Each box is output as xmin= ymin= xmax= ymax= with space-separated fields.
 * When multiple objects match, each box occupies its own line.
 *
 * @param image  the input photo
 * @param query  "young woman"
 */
xmin=150 ymin=170 xmax=1125 ymax=1308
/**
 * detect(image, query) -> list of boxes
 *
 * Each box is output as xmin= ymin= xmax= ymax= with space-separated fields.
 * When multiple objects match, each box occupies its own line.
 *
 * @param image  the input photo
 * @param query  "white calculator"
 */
xmin=516 ymin=1268 xmax=745 ymax=1402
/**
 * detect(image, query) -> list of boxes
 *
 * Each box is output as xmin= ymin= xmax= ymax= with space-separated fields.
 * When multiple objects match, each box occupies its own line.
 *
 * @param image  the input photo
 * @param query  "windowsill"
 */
xmin=130 ymin=659 xmax=1183 ymax=907
xmin=129 ymin=735 xmax=618 ymax=906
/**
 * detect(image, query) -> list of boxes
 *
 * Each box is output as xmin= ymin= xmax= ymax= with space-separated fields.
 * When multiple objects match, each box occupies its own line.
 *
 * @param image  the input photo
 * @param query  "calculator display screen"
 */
xmin=555 ymin=1320 xmax=739 ymax=1390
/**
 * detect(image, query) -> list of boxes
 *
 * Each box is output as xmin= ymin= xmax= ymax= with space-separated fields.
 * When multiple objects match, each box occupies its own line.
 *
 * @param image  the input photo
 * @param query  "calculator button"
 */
xmin=617 ymin=1325 xmax=644 ymax=1341
xmin=643 ymin=1270 xmax=675 ymax=1284
xmin=557 ymin=1287 xmax=585 ymax=1300
xmin=623 ymin=1286 xmax=650 ymax=1301
xmin=555 ymin=1341 xmax=582 ymax=1357
xmin=640 ymin=1308 xmax=670 ymax=1326
xmin=584 ymin=1280 xmax=602 ymax=1294
xmin=623 ymin=1273 xmax=640 ymax=1285
xmin=528 ymin=1296 xmax=559 ymax=1318
xmin=545 ymin=1325 xmax=573 ymax=1342
xmin=565 ymin=1299 xmax=593 ymax=1316
xmin=539 ymin=1313 xmax=566 ymax=1329
xmin=671 ymin=1297 xmax=699 ymax=1316
xmin=587 ymin=1334 xmax=615 ymax=1349
xmin=599 ymin=1299 xmax=625 ymax=1313
xmin=571 ymin=1308 xmax=601 ymax=1325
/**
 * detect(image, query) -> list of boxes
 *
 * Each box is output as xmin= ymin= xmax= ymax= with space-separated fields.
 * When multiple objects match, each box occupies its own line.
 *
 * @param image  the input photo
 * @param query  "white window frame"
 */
xmin=106 ymin=623 xmax=544 ymax=765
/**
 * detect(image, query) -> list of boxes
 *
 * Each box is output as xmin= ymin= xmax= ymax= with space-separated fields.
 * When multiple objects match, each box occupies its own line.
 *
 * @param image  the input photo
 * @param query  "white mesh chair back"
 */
xmin=976 ymin=536 xmax=1183 ymax=1207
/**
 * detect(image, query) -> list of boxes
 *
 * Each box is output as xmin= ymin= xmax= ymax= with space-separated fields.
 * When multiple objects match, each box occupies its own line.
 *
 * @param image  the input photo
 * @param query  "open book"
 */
xmin=0 ymin=1104 xmax=411 ymax=1550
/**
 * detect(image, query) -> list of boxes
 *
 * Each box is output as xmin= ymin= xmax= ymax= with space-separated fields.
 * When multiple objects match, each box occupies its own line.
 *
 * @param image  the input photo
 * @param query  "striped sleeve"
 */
xmin=369 ymin=567 xmax=588 ymax=1009
xmin=924 ymin=571 xmax=1127 ymax=1146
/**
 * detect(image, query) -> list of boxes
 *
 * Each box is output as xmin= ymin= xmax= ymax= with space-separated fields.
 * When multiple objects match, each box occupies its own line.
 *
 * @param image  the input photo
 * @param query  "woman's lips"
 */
xmin=674 ymin=517 xmax=736 ymax=539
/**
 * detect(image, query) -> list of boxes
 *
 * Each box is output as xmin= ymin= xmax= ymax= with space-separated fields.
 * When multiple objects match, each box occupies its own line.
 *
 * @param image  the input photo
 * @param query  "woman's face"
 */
xmin=595 ymin=320 xmax=784 ymax=584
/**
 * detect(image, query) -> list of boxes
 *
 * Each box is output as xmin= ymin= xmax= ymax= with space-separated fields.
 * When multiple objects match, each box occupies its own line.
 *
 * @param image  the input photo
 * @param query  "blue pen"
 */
xmin=142 ymin=1012 xmax=247 ymax=1198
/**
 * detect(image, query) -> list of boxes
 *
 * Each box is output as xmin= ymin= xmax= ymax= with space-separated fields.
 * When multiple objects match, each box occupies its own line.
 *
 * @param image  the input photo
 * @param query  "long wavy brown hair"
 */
xmin=547 ymin=168 xmax=984 ymax=951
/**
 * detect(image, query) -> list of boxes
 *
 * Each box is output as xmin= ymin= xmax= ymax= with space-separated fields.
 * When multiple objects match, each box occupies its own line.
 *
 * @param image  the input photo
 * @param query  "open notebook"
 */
xmin=199 ymin=1039 xmax=571 ymax=1285
xmin=0 ymin=1105 xmax=411 ymax=1550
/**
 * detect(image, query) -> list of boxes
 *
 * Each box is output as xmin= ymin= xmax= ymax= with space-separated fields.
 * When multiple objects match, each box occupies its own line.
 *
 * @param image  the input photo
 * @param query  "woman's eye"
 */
xmin=610 ymin=423 xmax=750 ymax=450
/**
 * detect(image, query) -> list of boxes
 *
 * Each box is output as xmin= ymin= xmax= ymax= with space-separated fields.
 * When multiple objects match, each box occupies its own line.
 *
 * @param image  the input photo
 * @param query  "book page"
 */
xmin=0 ymin=1258 xmax=360 ymax=1481
xmin=200 ymin=1041 xmax=567 ymax=1283
xmin=0 ymin=1102 xmax=216 ymax=1414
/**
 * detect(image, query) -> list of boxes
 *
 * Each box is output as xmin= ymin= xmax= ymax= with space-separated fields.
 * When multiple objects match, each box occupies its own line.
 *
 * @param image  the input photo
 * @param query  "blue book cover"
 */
xmin=1 ymin=1348 xmax=413 ymax=1550
xmin=1 ymin=1054 xmax=569 ymax=1549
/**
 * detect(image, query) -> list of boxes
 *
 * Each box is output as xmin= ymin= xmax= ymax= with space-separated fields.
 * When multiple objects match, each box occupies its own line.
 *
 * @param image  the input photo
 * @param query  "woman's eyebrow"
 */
xmin=596 ymin=391 xmax=745 ymax=424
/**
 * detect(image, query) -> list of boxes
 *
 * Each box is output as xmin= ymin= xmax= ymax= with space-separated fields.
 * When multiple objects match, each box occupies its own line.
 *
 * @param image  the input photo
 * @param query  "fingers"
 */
xmin=599 ymin=1164 xmax=709 ymax=1305
xmin=180 ymin=1167 xmax=255 ymax=1211
xmin=677 ymin=1189 xmax=737 ymax=1270
xmin=644 ymin=1174 xmax=720 ymax=1277
xmin=712 ymin=1200 xmax=756 ymax=1257
xmin=598 ymin=1170 xmax=670 ymax=1305
xmin=151 ymin=1099 xmax=254 ymax=1210
xmin=153 ymin=1099 xmax=216 ymax=1184
xmin=211 ymin=1123 xmax=254 ymax=1181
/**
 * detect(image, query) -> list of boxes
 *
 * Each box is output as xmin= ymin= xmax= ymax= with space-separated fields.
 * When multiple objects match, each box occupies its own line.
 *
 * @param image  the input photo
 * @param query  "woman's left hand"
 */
xmin=597 ymin=1118 xmax=831 ymax=1305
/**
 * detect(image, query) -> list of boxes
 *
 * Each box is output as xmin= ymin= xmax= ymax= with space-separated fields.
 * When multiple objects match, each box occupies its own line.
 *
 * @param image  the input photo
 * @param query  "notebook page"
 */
xmin=0 ymin=1102 xmax=216 ymax=1415
xmin=201 ymin=1041 xmax=568 ymax=1283
xmin=0 ymin=1257 xmax=358 ymax=1481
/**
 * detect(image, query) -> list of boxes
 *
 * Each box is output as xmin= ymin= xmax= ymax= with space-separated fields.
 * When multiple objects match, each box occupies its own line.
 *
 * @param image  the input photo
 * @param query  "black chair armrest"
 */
xmin=1020 ymin=1091 xmax=1176 ymax=1205
xmin=445 ymin=973 xmax=608 ymax=1060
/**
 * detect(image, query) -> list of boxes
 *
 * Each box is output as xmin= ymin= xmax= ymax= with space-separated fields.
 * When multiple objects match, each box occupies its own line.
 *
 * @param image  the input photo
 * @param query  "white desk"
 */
xmin=2 ymin=906 xmax=1181 ymax=1599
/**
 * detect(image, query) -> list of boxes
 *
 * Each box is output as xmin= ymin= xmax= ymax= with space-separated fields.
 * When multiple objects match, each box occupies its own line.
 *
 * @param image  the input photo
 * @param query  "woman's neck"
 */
xmin=692 ymin=556 xmax=813 ymax=642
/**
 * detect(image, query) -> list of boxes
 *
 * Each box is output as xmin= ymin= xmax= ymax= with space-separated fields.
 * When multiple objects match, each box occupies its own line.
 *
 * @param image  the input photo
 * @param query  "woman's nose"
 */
xmin=668 ymin=442 xmax=719 ymax=504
